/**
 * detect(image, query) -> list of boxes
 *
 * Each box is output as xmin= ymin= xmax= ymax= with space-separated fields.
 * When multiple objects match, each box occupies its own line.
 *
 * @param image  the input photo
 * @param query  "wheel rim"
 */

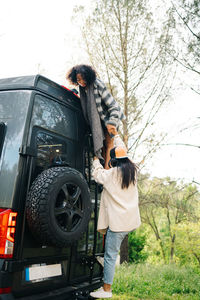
xmin=54 ymin=182 xmax=84 ymax=232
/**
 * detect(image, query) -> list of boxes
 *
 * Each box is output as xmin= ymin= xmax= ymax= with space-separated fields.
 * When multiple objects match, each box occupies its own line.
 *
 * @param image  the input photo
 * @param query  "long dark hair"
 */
xmin=67 ymin=64 xmax=97 ymax=86
xmin=113 ymin=158 xmax=138 ymax=189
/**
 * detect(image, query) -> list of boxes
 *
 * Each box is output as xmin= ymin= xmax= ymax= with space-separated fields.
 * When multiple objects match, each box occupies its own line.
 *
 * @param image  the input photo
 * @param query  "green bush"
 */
xmin=128 ymin=230 xmax=148 ymax=263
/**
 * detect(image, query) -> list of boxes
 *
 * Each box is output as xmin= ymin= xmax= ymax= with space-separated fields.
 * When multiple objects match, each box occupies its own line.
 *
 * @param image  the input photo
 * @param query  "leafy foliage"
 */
xmin=137 ymin=174 xmax=200 ymax=265
xmin=128 ymin=230 xmax=148 ymax=263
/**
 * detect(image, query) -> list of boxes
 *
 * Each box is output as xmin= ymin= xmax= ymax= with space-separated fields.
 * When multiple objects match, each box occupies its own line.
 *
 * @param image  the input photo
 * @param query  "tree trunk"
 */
xmin=159 ymin=240 xmax=167 ymax=263
xmin=170 ymin=234 xmax=176 ymax=262
xmin=120 ymin=234 xmax=129 ymax=264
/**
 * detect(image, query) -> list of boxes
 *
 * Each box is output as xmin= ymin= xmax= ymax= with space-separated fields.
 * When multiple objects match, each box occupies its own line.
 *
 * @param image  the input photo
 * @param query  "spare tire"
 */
xmin=26 ymin=167 xmax=91 ymax=247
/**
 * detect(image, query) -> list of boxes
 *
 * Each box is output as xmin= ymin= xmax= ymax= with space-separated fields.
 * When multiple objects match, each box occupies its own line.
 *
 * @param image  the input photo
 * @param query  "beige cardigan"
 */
xmin=92 ymin=135 xmax=141 ymax=235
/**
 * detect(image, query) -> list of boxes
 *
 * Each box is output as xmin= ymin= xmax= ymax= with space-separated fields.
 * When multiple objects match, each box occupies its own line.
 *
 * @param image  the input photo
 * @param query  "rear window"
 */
xmin=32 ymin=129 xmax=70 ymax=179
xmin=0 ymin=90 xmax=31 ymax=208
xmin=31 ymin=95 xmax=78 ymax=141
xmin=0 ymin=122 xmax=6 ymax=159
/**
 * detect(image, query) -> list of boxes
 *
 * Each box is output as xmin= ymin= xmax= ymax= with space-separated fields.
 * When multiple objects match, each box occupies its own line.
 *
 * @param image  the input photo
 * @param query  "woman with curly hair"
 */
xmin=66 ymin=64 xmax=124 ymax=169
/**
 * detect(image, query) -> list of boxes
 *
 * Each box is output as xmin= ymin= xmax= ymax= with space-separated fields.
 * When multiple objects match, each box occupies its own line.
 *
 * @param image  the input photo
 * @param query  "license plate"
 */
xmin=25 ymin=263 xmax=62 ymax=281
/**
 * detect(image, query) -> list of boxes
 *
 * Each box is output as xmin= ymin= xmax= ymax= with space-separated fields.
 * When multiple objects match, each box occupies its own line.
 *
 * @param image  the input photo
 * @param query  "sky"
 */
xmin=0 ymin=0 xmax=199 ymax=184
xmin=143 ymin=88 xmax=199 ymax=183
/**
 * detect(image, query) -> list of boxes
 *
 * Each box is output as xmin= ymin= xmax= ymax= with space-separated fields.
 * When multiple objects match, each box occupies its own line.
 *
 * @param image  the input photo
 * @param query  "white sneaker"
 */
xmin=96 ymin=256 xmax=104 ymax=267
xmin=90 ymin=287 xmax=112 ymax=298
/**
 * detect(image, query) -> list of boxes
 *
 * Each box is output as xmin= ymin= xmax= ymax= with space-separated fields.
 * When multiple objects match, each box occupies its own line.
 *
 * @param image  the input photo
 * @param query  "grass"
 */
xmin=104 ymin=263 xmax=200 ymax=300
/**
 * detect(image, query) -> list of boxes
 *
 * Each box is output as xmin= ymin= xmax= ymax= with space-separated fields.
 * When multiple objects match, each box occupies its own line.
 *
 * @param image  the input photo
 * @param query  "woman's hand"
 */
xmin=93 ymin=156 xmax=99 ymax=160
xmin=106 ymin=124 xmax=118 ymax=136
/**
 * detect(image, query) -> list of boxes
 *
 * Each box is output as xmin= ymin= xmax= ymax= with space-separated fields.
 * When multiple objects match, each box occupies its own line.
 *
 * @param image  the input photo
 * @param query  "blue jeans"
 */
xmin=104 ymin=228 xmax=128 ymax=285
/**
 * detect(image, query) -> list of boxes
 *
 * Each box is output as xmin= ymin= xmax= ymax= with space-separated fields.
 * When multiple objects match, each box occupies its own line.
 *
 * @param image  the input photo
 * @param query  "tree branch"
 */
xmin=172 ymin=3 xmax=200 ymax=41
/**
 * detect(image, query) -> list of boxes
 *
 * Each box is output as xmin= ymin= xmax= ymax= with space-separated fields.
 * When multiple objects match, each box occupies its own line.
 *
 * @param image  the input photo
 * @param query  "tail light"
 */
xmin=0 ymin=209 xmax=17 ymax=258
xmin=0 ymin=287 xmax=11 ymax=294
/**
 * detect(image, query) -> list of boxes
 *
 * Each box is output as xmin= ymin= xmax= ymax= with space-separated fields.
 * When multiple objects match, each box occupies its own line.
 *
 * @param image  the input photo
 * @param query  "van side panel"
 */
xmin=0 ymin=91 xmax=31 ymax=208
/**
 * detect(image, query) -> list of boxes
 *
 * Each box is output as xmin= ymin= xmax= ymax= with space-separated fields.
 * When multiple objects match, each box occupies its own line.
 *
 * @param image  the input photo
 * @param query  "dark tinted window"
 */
xmin=33 ymin=130 xmax=68 ymax=177
xmin=31 ymin=95 xmax=78 ymax=141
xmin=0 ymin=123 xmax=6 ymax=159
xmin=0 ymin=91 xmax=31 ymax=208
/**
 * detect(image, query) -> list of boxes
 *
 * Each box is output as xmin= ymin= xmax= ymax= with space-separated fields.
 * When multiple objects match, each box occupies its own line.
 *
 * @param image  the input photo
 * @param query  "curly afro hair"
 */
xmin=66 ymin=64 xmax=97 ymax=86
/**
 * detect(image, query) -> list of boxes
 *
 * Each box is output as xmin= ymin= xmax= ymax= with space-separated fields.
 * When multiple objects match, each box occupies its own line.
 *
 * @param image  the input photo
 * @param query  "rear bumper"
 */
xmin=0 ymin=279 xmax=103 ymax=300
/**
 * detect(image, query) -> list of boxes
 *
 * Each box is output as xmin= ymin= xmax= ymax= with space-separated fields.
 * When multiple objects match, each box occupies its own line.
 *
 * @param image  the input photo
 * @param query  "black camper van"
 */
xmin=0 ymin=75 xmax=103 ymax=299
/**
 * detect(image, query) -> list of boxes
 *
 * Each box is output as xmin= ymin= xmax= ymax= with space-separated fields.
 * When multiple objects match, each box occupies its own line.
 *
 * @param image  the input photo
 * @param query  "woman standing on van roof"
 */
xmin=66 ymin=64 xmax=124 ymax=169
xmin=90 ymin=129 xmax=141 ymax=299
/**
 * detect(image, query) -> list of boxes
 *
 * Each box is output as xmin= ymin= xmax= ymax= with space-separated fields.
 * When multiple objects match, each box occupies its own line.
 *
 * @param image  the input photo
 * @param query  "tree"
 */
xmin=139 ymin=175 xmax=200 ymax=263
xmin=167 ymin=0 xmax=200 ymax=95
xmin=74 ymin=0 xmax=176 ymax=262
xmin=175 ymin=221 xmax=200 ymax=266
xmin=76 ymin=0 xmax=176 ymax=156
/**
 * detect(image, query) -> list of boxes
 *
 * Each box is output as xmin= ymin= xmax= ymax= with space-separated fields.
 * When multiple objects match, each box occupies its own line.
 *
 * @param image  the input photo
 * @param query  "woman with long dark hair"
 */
xmin=66 ymin=64 xmax=124 ymax=169
xmin=90 ymin=131 xmax=141 ymax=299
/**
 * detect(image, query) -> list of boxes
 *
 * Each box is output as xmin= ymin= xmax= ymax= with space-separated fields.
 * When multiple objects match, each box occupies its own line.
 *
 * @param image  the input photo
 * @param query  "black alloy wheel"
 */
xmin=26 ymin=167 xmax=91 ymax=247
xmin=55 ymin=183 xmax=83 ymax=232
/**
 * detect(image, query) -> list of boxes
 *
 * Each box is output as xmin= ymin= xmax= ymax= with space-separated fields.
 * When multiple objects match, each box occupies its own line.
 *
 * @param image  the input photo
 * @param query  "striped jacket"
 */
xmin=93 ymin=78 xmax=124 ymax=127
